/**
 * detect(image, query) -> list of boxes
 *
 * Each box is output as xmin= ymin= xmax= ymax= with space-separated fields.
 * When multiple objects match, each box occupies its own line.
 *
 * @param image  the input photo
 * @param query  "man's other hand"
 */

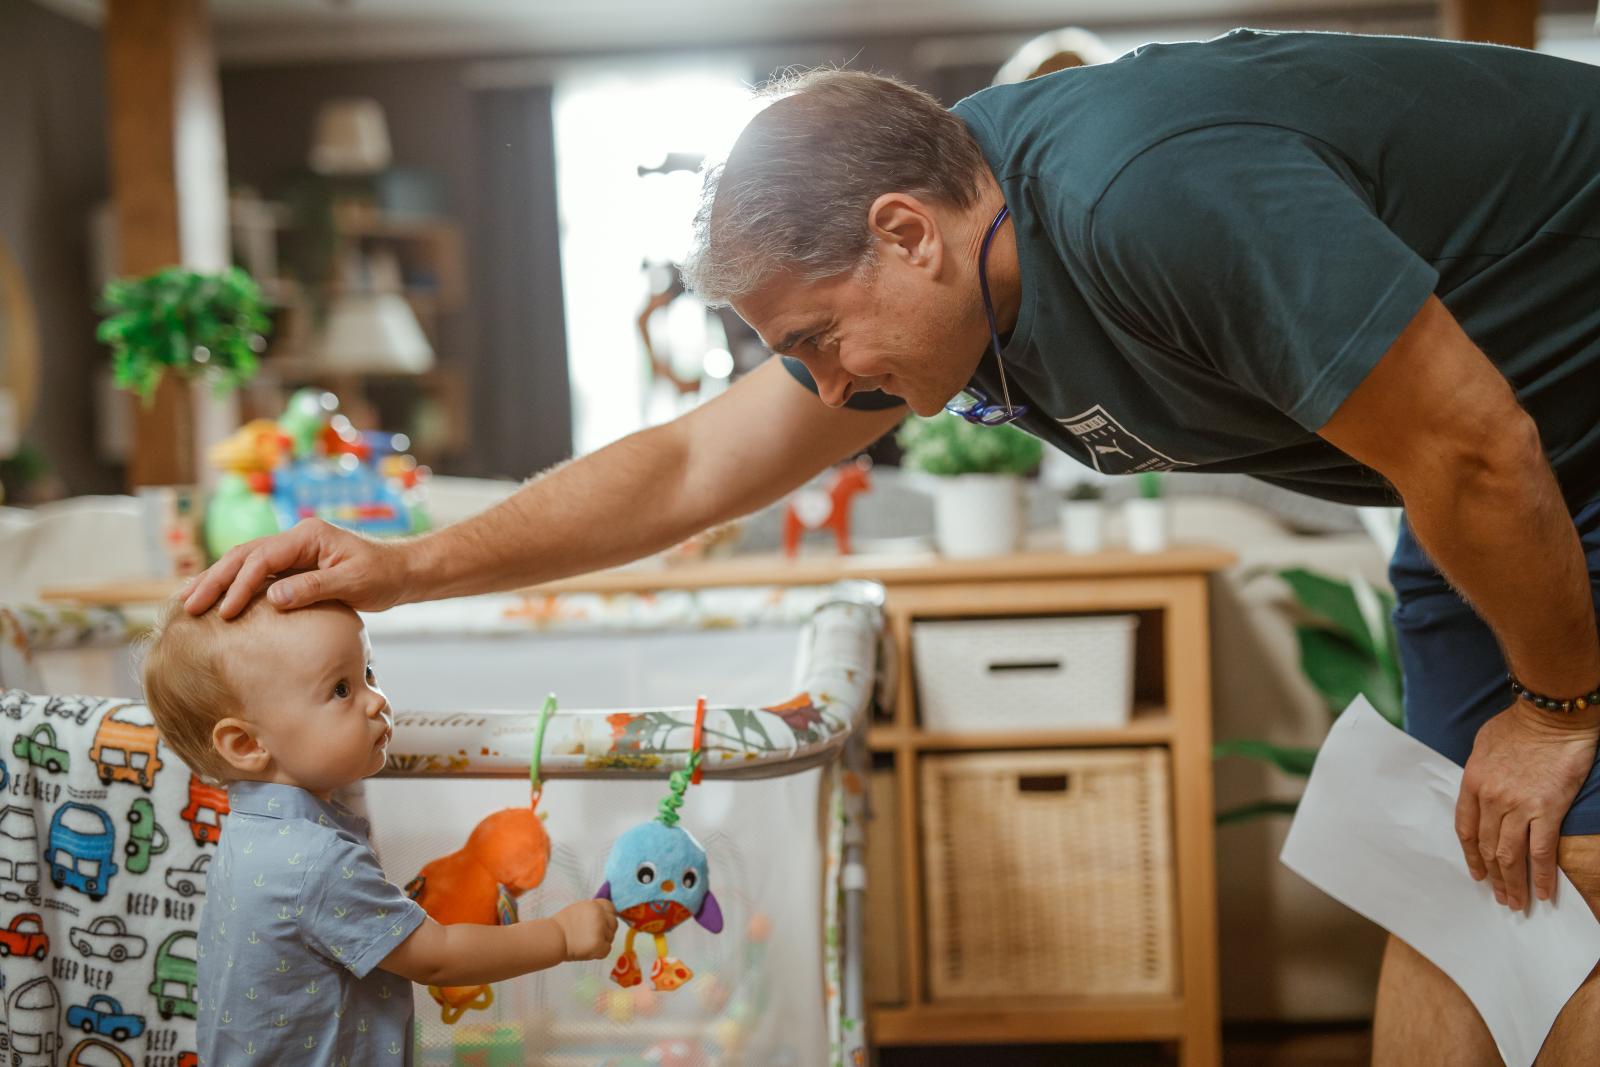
xmin=1456 ymin=702 xmax=1600 ymax=910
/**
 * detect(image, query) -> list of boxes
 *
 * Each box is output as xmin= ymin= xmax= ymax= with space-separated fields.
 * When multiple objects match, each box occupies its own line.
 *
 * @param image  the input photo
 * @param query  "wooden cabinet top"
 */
xmin=38 ymin=546 xmax=1235 ymax=606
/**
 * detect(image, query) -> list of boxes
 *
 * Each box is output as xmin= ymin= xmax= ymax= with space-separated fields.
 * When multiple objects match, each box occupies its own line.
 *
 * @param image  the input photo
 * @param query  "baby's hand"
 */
xmin=554 ymin=899 xmax=618 ymax=961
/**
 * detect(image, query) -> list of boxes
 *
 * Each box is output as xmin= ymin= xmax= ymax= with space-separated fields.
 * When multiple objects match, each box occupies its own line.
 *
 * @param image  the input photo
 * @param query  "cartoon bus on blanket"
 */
xmin=6 ymin=976 xmax=62 ymax=1066
xmin=180 ymin=775 xmax=228 ymax=846
xmin=149 ymin=931 xmax=198 ymax=1021
xmin=89 ymin=702 xmax=163 ymax=790
xmin=45 ymin=803 xmax=118 ymax=901
xmin=0 ymin=806 xmax=41 ymax=903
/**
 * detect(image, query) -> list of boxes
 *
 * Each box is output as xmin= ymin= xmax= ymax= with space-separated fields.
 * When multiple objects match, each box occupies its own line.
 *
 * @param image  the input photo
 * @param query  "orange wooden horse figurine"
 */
xmin=782 ymin=455 xmax=872 ymax=557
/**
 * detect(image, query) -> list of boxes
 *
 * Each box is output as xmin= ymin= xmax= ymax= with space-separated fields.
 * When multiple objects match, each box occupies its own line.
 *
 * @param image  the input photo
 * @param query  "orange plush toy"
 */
xmin=404 ymin=696 xmax=557 ymax=1023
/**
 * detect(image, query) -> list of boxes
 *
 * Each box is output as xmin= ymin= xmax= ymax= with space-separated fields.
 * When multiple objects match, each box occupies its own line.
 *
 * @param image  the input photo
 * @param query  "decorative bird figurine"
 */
xmin=596 ymin=820 xmax=723 ymax=991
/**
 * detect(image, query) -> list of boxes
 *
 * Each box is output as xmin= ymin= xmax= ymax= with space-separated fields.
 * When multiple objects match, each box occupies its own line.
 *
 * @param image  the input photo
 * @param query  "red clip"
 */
xmin=690 ymin=696 xmax=706 ymax=785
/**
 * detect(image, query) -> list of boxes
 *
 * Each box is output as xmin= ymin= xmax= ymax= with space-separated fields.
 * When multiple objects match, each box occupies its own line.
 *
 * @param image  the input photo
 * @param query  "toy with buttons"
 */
xmin=204 ymin=387 xmax=430 ymax=558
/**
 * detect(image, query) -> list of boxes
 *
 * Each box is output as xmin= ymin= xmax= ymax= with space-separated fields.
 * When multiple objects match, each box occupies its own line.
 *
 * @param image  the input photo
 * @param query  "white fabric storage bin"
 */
xmin=913 ymin=615 xmax=1138 ymax=731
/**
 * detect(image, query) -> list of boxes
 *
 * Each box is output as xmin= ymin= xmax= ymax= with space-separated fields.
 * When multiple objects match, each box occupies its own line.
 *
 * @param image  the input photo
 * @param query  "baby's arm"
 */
xmin=379 ymin=899 xmax=617 ymax=986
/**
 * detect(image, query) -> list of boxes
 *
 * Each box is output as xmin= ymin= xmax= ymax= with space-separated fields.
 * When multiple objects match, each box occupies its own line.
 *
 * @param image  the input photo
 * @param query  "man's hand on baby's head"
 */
xmin=553 ymin=899 xmax=618 ymax=962
xmin=184 ymin=517 xmax=413 ymax=620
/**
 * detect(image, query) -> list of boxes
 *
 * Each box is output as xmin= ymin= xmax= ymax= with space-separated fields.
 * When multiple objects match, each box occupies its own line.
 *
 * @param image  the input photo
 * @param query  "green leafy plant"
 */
xmin=1136 ymin=471 xmax=1165 ymax=499
xmin=1214 ymin=567 xmax=1404 ymax=824
xmin=896 ymin=413 xmax=1042 ymax=476
xmin=1066 ymin=481 xmax=1103 ymax=501
xmin=97 ymin=266 xmax=271 ymax=403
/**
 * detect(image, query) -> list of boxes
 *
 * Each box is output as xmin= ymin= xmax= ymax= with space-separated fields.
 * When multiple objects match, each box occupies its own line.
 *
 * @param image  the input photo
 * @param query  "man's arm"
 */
xmin=413 ymin=357 xmax=903 ymax=601
xmin=186 ymin=359 xmax=903 ymax=617
xmin=1319 ymin=294 xmax=1600 ymax=910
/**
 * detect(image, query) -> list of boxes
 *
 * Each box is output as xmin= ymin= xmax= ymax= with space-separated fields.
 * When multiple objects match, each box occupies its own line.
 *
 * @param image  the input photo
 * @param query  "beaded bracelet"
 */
xmin=1508 ymin=673 xmax=1600 ymax=714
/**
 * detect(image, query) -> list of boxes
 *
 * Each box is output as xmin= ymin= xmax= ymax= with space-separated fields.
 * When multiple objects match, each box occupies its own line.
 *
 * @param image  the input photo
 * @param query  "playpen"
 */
xmin=0 ymin=579 xmax=884 ymax=1067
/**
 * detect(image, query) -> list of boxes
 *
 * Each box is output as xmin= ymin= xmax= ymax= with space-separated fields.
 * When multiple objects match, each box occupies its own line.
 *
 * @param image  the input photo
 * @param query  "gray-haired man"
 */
xmin=188 ymin=30 xmax=1600 ymax=1062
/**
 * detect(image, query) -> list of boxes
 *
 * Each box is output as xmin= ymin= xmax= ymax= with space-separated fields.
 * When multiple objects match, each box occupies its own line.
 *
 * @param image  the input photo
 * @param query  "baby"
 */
xmin=142 ymin=592 xmax=616 ymax=1066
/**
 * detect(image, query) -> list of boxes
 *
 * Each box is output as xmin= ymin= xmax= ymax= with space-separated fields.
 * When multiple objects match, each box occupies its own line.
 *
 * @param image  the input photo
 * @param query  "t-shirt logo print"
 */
xmin=1059 ymin=405 xmax=1191 ymax=475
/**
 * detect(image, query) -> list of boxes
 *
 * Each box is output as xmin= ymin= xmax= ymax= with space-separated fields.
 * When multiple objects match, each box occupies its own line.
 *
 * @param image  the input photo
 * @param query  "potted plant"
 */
xmin=1059 ymin=480 xmax=1105 ymax=553
xmin=98 ymin=266 xmax=271 ymax=403
xmin=1124 ymin=470 xmax=1168 ymax=552
xmin=97 ymin=266 xmax=272 ymax=576
xmin=897 ymin=413 xmax=1042 ymax=558
xmin=1214 ymin=567 xmax=1403 ymax=822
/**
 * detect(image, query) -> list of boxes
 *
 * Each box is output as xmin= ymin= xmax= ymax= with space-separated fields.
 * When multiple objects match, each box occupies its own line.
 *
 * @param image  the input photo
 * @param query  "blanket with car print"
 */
xmin=0 ymin=687 xmax=209 ymax=1067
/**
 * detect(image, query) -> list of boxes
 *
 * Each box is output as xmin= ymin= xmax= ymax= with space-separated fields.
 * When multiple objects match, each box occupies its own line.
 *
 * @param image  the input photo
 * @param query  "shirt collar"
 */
xmin=227 ymin=781 xmax=364 ymax=834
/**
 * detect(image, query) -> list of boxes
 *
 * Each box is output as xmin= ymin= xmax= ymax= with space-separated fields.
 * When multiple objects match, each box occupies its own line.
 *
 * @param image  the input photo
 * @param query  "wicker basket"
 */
xmin=912 ymin=615 xmax=1137 ymax=733
xmin=921 ymin=748 xmax=1176 ymax=1000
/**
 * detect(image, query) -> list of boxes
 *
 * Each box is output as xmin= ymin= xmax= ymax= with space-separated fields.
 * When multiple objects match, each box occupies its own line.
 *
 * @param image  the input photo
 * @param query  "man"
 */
xmin=187 ymin=30 xmax=1600 ymax=1062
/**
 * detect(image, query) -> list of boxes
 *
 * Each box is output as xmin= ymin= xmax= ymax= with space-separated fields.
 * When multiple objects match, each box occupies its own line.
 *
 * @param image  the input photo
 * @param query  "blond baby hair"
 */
xmin=140 ymin=592 xmax=274 ymax=783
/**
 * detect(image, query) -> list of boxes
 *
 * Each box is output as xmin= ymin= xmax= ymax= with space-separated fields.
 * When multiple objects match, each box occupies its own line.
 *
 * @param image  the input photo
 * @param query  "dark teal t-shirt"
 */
xmin=795 ymin=29 xmax=1600 ymax=508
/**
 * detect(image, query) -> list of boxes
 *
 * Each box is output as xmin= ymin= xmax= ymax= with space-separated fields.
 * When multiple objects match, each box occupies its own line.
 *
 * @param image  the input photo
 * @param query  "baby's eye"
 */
xmin=333 ymin=681 xmax=351 ymax=700
xmin=365 ymin=665 xmax=377 ymax=683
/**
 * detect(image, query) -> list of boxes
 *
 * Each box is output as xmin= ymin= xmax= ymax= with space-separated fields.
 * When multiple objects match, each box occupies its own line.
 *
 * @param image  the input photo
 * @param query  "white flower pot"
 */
xmin=1058 ymin=501 xmax=1105 ymax=553
xmin=1124 ymin=497 xmax=1169 ymax=553
xmin=932 ymin=474 xmax=1022 ymax=558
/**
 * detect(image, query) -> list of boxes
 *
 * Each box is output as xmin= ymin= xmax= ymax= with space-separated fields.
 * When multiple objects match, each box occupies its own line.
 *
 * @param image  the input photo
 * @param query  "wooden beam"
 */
xmin=1440 ymin=0 xmax=1538 ymax=49
xmin=104 ymin=0 xmax=230 ymax=487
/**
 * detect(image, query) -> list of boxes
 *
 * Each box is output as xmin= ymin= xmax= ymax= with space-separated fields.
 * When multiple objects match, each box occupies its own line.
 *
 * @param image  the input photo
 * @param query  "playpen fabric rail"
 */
xmin=375 ymin=582 xmax=885 ymax=781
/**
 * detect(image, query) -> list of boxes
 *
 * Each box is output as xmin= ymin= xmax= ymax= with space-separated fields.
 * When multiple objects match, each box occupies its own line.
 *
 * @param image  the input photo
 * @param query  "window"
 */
xmin=554 ymin=64 xmax=764 ymax=455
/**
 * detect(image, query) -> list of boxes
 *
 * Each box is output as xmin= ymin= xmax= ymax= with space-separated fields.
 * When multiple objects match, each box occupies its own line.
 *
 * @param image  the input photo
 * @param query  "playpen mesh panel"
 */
xmin=365 ymin=774 xmax=829 ymax=1067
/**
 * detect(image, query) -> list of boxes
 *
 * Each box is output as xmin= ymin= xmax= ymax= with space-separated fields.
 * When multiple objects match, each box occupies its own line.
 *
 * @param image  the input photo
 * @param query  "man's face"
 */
xmin=732 ymin=248 xmax=989 ymax=417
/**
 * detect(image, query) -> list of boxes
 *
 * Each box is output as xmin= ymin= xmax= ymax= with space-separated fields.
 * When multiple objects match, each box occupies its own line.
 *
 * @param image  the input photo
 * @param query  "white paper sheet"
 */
xmin=1280 ymin=696 xmax=1600 ymax=1067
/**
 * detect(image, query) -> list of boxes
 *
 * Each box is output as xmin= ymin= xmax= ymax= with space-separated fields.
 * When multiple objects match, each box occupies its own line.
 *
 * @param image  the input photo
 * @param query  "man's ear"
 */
xmin=213 ymin=718 xmax=270 ymax=777
xmin=866 ymin=192 xmax=944 ymax=274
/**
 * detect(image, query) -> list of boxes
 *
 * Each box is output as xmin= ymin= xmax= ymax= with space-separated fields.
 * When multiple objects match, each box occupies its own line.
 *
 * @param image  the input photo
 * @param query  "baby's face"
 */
xmin=227 ymin=603 xmax=393 ymax=797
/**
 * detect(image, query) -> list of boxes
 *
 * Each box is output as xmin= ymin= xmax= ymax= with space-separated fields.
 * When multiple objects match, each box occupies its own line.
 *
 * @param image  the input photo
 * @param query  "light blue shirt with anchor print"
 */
xmin=196 ymin=780 xmax=427 ymax=1066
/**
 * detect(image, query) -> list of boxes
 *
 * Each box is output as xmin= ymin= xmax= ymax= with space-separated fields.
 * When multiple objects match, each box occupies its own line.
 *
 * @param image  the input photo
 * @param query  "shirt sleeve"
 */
xmin=1082 ymin=124 xmax=1440 ymax=431
xmin=299 ymin=834 xmax=426 ymax=979
xmin=780 ymin=357 xmax=906 ymax=411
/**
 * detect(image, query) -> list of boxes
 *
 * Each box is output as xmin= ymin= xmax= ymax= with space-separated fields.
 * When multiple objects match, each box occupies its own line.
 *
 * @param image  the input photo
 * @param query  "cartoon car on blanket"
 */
xmin=13 ymin=724 xmax=68 ymax=774
xmin=68 ymin=915 xmax=148 ymax=963
xmin=0 ymin=912 xmax=48 ymax=959
xmin=164 ymin=853 xmax=210 ymax=898
xmin=66 ymin=994 xmax=146 ymax=1041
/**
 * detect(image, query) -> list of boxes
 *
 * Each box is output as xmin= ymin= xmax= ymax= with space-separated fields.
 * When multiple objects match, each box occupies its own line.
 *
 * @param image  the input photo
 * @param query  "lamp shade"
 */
xmin=310 ymin=98 xmax=393 ymax=176
xmin=993 ymin=28 xmax=1116 ymax=86
xmin=314 ymin=292 xmax=434 ymax=374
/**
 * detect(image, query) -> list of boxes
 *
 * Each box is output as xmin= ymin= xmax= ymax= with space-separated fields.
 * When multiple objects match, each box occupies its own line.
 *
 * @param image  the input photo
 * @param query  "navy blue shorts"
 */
xmin=1390 ymin=496 xmax=1600 ymax=835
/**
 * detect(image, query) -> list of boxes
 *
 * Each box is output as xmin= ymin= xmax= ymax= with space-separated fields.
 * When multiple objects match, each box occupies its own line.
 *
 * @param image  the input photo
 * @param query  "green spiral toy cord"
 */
xmin=656 ymin=696 xmax=708 ymax=828
xmin=656 ymin=750 xmax=703 ymax=828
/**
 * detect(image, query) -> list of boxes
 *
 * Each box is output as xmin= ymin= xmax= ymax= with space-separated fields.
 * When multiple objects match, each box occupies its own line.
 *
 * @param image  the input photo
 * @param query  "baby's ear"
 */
xmin=213 ymin=718 xmax=269 ymax=776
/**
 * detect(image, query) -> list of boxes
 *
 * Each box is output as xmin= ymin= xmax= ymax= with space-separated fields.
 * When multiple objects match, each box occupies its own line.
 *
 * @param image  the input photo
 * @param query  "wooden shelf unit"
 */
xmin=868 ymin=553 xmax=1230 ymax=1066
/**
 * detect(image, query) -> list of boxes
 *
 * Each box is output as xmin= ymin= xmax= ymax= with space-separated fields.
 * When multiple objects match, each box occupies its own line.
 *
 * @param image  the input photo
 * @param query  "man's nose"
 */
xmin=812 ymin=363 xmax=853 ymax=408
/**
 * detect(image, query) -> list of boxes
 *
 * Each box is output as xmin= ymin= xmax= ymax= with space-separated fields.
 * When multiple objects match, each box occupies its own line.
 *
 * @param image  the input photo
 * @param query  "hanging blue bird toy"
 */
xmin=596 ymin=696 xmax=724 ymax=991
